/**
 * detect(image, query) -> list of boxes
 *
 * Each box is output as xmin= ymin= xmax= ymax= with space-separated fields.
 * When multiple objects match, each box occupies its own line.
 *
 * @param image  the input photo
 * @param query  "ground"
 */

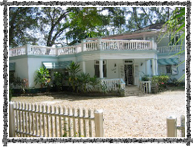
xmin=11 ymin=89 xmax=185 ymax=137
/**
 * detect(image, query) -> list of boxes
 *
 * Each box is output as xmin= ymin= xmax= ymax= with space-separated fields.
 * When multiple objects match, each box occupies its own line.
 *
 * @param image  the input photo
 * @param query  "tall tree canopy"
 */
xmin=9 ymin=7 xmax=175 ymax=48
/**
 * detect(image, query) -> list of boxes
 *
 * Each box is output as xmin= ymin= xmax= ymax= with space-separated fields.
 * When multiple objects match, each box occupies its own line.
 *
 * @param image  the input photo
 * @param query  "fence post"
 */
xmin=167 ymin=115 xmax=177 ymax=137
xmin=94 ymin=109 xmax=104 ymax=137
xmin=180 ymin=115 xmax=185 ymax=137
xmin=9 ymin=102 xmax=15 ymax=137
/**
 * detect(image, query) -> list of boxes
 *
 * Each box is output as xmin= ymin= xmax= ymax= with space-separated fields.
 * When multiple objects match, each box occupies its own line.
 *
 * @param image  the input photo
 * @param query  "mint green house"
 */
xmin=9 ymin=23 xmax=185 ymax=92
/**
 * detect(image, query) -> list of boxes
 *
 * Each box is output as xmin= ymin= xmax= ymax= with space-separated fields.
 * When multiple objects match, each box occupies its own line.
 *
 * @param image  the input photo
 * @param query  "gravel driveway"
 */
xmin=11 ymin=90 xmax=185 ymax=137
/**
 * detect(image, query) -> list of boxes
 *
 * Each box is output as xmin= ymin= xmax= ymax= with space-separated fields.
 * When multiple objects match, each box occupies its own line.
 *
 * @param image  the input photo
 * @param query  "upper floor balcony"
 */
xmin=157 ymin=45 xmax=185 ymax=55
xmin=9 ymin=39 xmax=157 ymax=57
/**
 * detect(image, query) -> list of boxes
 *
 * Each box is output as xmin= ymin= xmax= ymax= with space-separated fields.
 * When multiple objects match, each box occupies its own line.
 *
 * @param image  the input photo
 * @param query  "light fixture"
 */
xmin=114 ymin=63 xmax=116 ymax=67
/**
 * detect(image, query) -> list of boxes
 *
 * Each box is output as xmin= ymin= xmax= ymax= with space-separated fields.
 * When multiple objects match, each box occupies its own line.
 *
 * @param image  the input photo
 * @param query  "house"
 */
xmin=9 ymin=23 xmax=185 ymax=91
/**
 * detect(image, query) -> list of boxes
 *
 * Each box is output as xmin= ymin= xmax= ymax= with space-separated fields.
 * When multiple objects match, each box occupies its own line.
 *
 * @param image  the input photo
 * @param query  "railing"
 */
xmin=101 ymin=78 xmax=125 ymax=92
xmin=157 ymin=45 xmax=185 ymax=54
xmin=29 ymin=45 xmax=57 ymax=55
xmin=139 ymin=81 xmax=151 ymax=93
xmin=9 ymin=102 xmax=104 ymax=137
xmin=58 ymin=45 xmax=80 ymax=55
xmin=9 ymin=39 xmax=157 ymax=57
xmin=100 ymin=40 xmax=154 ymax=51
xmin=9 ymin=45 xmax=26 ymax=57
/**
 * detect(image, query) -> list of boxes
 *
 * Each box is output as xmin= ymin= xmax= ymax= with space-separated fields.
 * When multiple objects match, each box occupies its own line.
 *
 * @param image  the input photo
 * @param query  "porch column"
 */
xmin=155 ymin=59 xmax=158 ymax=75
xmin=82 ymin=61 xmax=86 ymax=73
xmin=99 ymin=59 xmax=103 ymax=78
xmin=152 ymin=59 xmax=156 ymax=76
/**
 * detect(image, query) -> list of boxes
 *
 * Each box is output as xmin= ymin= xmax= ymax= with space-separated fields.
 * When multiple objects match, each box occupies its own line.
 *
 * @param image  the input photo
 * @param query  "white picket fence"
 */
xmin=167 ymin=115 xmax=185 ymax=137
xmin=9 ymin=102 xmax=104 ymax=137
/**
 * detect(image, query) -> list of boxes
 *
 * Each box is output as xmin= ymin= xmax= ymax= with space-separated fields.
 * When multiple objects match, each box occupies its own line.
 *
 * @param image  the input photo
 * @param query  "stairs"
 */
xmin=125 ymin=85 xmax=145 ymax=96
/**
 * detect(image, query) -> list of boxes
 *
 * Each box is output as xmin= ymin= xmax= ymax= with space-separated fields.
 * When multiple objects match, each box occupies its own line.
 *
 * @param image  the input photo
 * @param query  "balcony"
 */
xmin=9 ymin=39 xmax=157 ymax=57
xmin=157 ymin=45 xmax=185 ymax=54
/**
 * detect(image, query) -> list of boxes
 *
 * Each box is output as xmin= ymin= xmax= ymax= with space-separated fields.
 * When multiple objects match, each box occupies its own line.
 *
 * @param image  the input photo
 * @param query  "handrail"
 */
xmin=9 ymin=39 xmax=157 ymax=57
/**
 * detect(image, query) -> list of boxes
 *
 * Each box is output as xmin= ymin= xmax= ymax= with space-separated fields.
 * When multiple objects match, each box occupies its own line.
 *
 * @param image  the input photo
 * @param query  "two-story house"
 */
xmin=9 ymin=23 xmax=185 ymax=91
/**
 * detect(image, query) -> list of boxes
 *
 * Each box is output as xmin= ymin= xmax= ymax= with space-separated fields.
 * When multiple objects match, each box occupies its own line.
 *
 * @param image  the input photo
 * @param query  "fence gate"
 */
xmin=9 ymin=102 xmax=104 ymax=137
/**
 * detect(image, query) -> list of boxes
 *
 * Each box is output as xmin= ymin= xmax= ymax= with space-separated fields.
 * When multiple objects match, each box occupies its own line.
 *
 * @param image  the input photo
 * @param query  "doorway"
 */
xmin=124 ymin=64 xmax=133 ymax=85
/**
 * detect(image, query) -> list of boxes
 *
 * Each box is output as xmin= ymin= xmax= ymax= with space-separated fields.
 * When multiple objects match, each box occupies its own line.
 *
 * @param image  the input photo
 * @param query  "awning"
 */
xmin=158 ymin=58 xmax=178 ymax=65
xmin=9 ymin=62 xmax=15 ymax=71
xmin=42 ymin=61 xmax=72 ymax=69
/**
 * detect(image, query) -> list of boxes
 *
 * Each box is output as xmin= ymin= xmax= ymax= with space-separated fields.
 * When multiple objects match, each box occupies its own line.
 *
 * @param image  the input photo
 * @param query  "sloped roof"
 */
xmin=136 ymin=23 xmax=165 ymax=31
xmin=86 ymin=23 xmax=165 ymax=41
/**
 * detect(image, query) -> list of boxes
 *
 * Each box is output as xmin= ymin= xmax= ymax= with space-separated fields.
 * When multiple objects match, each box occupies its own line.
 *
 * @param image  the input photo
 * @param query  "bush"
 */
xmin=53 ymin=71 xmax=63 ymax=91
xmin=151 ymin=75 xmax=169 ymax=92
xmin=34 ymin=67 xmax=51 ymax=88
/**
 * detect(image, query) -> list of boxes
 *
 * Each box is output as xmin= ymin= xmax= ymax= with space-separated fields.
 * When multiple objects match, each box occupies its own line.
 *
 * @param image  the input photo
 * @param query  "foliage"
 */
xmin=34 ymin=67 xmax=51 ymax=88
xmin=151 ymin=75 xmax=169 ymax=91
xmin=66 ymin=62 xmax=81 ymax=92
xmin=100 ymin=82 xmax=108 ymax=94
xmin=141 ymin=75 xmax=150 ymax=81
xmin=9 ymin=7 xmax=176 ymax=47
xmin=9 ymin=74 xmax=28 ymax=93
xmin=158 ymin=7 xmax=185 ymax=81
xmin=9 ymin=7 xmax=39 ymax=47
xmin=53 ymin=71 xmax=63 ymax=91
xmin=77 ymin=73 xmax=91 ymax=93
xmin=89 ymin=76 xmax=100 ymax=90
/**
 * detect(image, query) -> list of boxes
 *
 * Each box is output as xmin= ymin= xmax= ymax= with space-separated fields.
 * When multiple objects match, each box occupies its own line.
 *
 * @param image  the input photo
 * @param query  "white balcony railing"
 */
xmin=157 ymin=45 xmax=185 ymax=54
xmin=9 ymin=39 xmax=157 ymax=57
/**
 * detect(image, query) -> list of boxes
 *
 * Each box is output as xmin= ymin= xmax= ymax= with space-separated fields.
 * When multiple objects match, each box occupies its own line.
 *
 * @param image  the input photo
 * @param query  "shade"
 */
xmin=9 ymin=62 xmax=15 ymax=71
xmin=42 ymin=61 xmax=72 ymax=69
xmin=158 ymin=58 xmax=178 ymax=65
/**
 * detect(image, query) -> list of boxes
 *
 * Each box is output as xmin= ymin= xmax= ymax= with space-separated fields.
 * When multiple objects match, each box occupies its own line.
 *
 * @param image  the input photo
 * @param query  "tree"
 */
xmin=165 ymin=7 xmax=185 ymax=82
xmin=66 ymin=62 xmax=81 ymax=92
xmin=9 ymin=7 xmax=39 ymax=48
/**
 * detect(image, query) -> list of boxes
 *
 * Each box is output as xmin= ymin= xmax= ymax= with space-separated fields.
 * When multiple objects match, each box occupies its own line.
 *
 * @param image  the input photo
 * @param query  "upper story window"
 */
xmin=169 ymin=35 xmax=180 ymax=45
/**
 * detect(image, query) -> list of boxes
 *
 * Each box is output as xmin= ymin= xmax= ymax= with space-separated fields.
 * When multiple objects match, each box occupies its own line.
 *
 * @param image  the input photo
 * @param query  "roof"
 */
xmin=136 ymin=23 xmax=165 ymax=31
xmin=86 ymin=23 xmax=165 ymax=41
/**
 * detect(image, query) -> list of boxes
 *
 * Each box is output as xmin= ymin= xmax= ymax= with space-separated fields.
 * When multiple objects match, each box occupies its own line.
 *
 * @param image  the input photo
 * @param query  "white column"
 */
xmin=99 ymin=59 xmax=103 ymax=79
xmin=26 ymin=43 xmax=31 ymax=55
xmin=152 ymin=59 xmax=155 ymax=76
xmin=82 ymin=61 xmax=86 ymax=73
xmin=155 ymin=59 xmax=158 ymax=75
xmin=98 ymin=38 xmax=102 ymax=50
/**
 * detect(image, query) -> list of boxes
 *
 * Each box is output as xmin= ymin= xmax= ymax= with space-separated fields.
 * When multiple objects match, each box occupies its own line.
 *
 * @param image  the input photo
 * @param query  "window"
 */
xmin=169 ymin=35 xmax=180 ymax=45
xmin=166 ymin=65 xmax=172 ymax=74
xmin=94 ymin=60 xmax=107 ymax=78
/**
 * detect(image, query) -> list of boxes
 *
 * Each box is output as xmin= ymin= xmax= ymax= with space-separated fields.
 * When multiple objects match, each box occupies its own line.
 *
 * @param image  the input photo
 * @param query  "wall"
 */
xmin=158 ymin=53 xmax=185 ymax=82
xmin=27 ymin=56 xmax=58 ymax=88
xmin=9 ymin=56 xmax=29 ymax=81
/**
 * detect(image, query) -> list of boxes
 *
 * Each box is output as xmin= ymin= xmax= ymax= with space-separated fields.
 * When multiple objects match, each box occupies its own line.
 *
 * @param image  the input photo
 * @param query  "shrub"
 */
xmin=151 ymin=75 xmax=169 ymax=92
xmin=34 ymin=67 xmax=51 ymax=88
xmin=53 ymin=71 xmax=63 ymax=91
xmin=141 ymin=75 xmax=150 ymax=81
